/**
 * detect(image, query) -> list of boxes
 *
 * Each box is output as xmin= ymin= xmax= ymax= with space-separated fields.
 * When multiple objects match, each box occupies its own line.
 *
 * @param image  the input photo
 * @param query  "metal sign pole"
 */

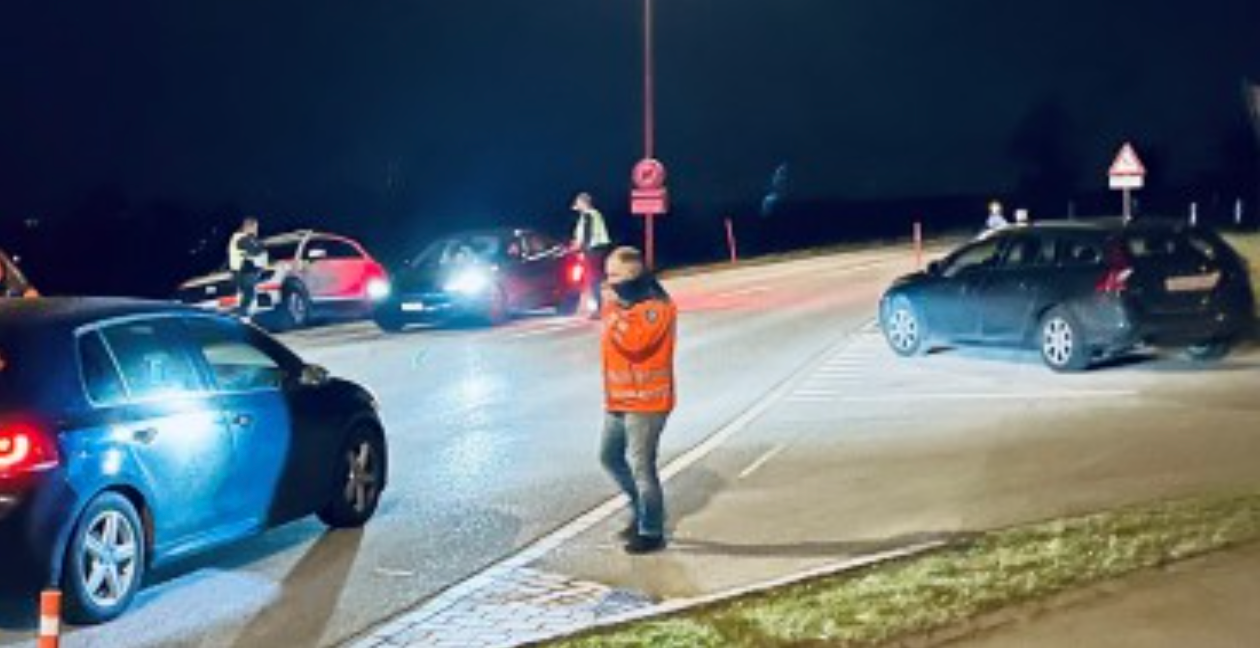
xmin=643 ymin=0 xmax=656 ymax=268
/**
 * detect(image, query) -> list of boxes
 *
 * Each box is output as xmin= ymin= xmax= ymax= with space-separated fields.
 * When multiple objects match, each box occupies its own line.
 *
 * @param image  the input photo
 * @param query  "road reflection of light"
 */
xmin=441 ymin=350 xmax=512 ymax=479
xmin=54 ymin=570 xmax=280 ymax=646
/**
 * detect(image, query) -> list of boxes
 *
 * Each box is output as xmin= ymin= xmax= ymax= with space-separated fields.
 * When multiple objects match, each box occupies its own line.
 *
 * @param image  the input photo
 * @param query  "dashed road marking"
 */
xmin=501 ymin=320 xmax=592 ymax=341
xmin=711 ymin=286 xmax=773 ymax=299
xmin=738 ymin=444 xmax=788 ymax=480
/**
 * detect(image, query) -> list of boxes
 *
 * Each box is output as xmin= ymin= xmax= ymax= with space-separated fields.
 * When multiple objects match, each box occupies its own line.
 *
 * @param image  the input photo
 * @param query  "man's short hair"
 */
xmin=607 ymin=246 xmax=645 ymax=279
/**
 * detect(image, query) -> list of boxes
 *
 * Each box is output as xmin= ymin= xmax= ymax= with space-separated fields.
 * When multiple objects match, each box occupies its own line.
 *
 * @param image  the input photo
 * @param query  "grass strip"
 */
xmin=547 ymin=493 xmax=1260 ymax=648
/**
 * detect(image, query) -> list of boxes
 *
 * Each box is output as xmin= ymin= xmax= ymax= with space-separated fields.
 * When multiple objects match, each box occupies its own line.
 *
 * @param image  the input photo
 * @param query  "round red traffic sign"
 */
xmin=632 ymin=158 xmax=667 ymax=190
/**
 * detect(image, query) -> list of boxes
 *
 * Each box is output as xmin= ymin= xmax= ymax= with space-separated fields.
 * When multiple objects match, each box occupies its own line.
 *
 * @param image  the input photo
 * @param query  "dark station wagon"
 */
xmin=879 ymin=219 xmax=1255 ymax=371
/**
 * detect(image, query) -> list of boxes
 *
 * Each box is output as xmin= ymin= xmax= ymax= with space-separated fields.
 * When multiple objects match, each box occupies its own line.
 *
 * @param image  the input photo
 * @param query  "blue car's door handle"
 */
xmin=231 ymin=413 xmax=254 ymax=428
xmin=132 ymin=427 xmax=159 ymax=444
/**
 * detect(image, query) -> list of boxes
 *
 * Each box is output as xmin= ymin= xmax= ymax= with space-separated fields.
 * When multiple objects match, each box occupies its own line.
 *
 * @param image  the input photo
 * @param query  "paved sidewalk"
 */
xmin=954 ymin=543 xmax=1260 ymax=648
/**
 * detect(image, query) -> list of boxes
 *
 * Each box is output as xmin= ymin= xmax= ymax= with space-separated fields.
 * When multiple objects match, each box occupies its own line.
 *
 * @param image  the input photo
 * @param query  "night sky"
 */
xmin=2 ymin=1 xmax=1259 ymax=289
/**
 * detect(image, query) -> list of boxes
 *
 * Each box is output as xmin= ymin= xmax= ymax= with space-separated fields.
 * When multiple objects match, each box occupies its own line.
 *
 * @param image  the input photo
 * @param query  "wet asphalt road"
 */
xmin=0 ymin=248 xmax=915 ymax=647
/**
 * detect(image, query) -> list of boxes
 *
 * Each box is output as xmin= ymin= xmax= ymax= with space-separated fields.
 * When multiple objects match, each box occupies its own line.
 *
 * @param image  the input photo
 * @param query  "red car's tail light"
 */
xmin=0 ymin=424 xmax=59 ymax=477
xmin=1096 ymin=243 xmax=1134 ymax=295
xmin=568 ymin=262 xmax=586 ymax=285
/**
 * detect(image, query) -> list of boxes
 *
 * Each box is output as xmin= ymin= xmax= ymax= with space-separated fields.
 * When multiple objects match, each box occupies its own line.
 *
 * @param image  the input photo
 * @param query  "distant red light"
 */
xmin=1096 ymin=242 xmax=1134 ymax=295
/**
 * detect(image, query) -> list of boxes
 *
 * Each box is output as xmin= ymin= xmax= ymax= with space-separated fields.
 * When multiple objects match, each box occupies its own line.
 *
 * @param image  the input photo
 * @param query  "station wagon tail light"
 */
xmin=0 ymin=424 xmax=59 ymax=477
xmin=1096 ymin=244 xmax=1134 ymax=295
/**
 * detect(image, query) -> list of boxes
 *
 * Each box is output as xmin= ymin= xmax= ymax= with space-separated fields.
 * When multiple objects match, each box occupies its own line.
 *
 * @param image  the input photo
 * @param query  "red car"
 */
xmin=177 ymin=230 xmax=391 ymax=329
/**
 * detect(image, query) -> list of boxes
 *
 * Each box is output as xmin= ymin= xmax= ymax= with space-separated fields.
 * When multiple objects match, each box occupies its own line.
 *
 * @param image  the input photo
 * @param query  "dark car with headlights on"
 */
xmin=879 ymin=219 xmax=1255 ymax=371
xmin=0 ymin=298 xmax=388 ymax=623
xmin=373 ymin=228 xmax=586 ymax=330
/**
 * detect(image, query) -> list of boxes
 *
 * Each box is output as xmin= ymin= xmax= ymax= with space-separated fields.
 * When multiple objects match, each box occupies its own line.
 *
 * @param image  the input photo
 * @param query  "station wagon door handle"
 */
xmin=231 ymin=413 xmax=254 ymax=428
xmin=132 ymin=427 xmax=159 ymax=445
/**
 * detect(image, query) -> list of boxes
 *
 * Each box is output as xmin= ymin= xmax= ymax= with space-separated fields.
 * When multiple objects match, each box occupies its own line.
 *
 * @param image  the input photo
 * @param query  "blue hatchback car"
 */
xmin=0 ymin=298 xmax=388 ymax=623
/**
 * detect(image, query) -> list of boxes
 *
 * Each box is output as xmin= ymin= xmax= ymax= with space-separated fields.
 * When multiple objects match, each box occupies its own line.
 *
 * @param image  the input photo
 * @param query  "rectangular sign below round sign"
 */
xmin=632 ymin=188 xmax=669 ymax=216
xmin=1109 ymin=174 xmax=1144 ymax=190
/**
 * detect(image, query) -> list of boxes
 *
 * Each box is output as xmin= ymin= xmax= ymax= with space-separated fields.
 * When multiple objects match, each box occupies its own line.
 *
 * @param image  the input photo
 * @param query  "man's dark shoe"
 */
xmin=623 ymin=534 xmax=667 ymax=555
xmin=617 ymin=524 xmax=638 ymax=541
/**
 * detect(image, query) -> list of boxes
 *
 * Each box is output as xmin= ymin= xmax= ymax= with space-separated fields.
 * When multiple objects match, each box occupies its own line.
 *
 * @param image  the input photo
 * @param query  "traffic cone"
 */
xmin=38 ymin=590 xmax=60 ymax=648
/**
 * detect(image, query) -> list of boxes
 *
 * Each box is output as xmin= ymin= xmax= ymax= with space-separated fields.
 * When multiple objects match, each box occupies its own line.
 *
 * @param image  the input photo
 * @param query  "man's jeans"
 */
xmin=600 ymin=412 xmax=668 ymax=538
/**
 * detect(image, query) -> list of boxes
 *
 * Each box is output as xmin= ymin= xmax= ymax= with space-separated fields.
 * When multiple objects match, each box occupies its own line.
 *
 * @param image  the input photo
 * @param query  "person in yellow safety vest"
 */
xmin=228 ymin=217 xmax=268 ymax=319
xmin=0 ymin=249 xmax=38 ymax=298
xmin=599 ymin=246 xmax=676 ymax=554
xmin=571 ymin=192 xmax=612 ymax=317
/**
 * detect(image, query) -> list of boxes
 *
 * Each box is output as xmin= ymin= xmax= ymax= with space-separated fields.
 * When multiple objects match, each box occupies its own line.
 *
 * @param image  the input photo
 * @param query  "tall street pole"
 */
xmin=643 ymin=0 xmax=656 ymax=268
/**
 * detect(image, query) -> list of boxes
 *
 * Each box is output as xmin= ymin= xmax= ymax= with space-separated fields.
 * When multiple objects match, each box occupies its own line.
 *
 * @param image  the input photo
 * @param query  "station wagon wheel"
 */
xmin=882 ymin=296 xmax=927 ymax=357
xmin=63 ymin=492 xmax=147 ymax=624
xmin=1039 ymin=306 xmax=1090 ymax=372
xmin=1184 ymin=339 xmax=1232 ymax=362
xmin=319 ymin=424 xmax=388 ymax=529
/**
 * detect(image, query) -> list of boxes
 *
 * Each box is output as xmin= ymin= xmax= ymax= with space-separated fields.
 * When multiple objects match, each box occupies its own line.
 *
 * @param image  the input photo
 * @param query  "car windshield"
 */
xmin=412 ymin=235 xmax=504 ymax=268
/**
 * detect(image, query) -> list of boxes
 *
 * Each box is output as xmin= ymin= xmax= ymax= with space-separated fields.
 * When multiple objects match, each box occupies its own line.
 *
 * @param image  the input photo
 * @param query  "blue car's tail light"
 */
xmin=0 ymin=423 xmax=59 ymax=477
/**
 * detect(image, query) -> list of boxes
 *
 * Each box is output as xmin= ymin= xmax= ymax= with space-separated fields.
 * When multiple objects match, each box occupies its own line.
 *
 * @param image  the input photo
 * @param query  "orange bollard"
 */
xmin=38 ymin=590 xmax=61 ymax=648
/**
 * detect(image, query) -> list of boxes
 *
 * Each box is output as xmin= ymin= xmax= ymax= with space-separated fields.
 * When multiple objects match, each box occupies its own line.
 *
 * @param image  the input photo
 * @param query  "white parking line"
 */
xmin=792 ymin=390 xmax=842 ymax=398
xmin=839 ymin=390 xmax=1139 ymax=403
xmin=738 ymin=444 xmax=788 ymax=480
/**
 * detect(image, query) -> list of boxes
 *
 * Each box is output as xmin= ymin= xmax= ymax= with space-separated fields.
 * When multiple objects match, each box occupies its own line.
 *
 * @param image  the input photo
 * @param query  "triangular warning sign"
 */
xmin=1109 ymin=143 xmax=1146 ymax=177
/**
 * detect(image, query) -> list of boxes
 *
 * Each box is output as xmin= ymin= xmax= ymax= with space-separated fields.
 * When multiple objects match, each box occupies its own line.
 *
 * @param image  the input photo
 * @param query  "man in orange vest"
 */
xmin=599 ymin=246 xmax=677 ymax=554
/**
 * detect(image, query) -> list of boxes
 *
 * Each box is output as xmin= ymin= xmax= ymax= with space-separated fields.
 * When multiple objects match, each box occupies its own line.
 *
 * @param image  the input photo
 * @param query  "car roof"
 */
xmin=989 ymin=218 xmax=1200 ymax=239
xmin=0 ymin=297 xmax=200 ymax=335
xmin=262 ymin=230 xmax=358 ymax=245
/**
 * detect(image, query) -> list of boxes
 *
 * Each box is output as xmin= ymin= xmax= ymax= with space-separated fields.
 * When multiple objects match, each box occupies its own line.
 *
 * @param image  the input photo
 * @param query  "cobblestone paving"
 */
xmin=347 ymin=567 xmax=654 ymax=648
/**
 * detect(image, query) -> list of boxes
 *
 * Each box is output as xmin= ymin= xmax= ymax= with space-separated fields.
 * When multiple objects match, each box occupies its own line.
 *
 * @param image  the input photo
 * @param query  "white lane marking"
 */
xmin=711 ymin=286 xmax=772 ymax=299
xmin=792 ymin=390 xmax=841 ymax=398
xmin=839 ymin=390 xmax=1139 ymax=403
xmin=819 ymin=259 xmax=894 ymax=276
xmin=502 ymin=320 xmax=591 ymax=341
xmin=375 ymin=567 xmax=417 ymax=578
xmin=821 ymin=360 xmax=867 ymax=369
xmin=738 ymin=444 xmax=788 ymax=480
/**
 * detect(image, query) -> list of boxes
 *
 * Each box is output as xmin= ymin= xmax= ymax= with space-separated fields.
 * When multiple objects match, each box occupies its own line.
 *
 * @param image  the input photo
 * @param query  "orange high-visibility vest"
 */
xmin=602 ymin=297 xmax=677 ymax=413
